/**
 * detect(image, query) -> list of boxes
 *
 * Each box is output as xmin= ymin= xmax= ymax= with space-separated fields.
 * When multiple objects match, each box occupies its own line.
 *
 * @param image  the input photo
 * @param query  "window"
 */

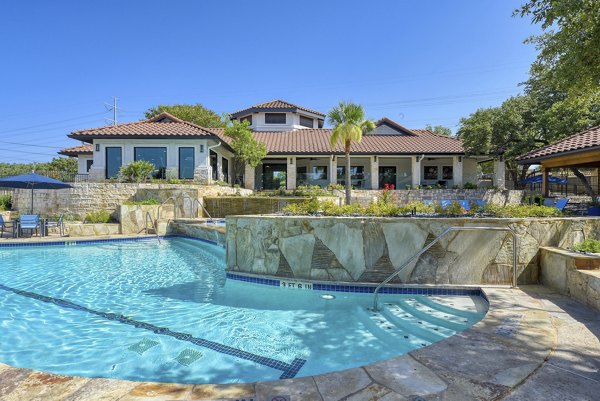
xmin=299 ymin=115 xmax=313 ymax=128
xmin=424 ymin=166 xmax=438 ymax=180
xmin=179 ymin=147 xmax=195 ymax=179
xmin=210 ymin=150 xmax=218 ymax=181
xmin=442 ymin=166 xmax=453 ymax=180
xmin=262 ymin=164 xmax=287 ymax=189
xmin=134 ymin=147 xmax=167 ymax=179
xmin=86 ymin=159 xmax=93 ymax=173
xmin=318 ymin=119 xmax=324 ymax=129
xmin=379 ymin=166 xmax=396 ymax=188
xmin=222 ymin=157 xmax=229 ymax=183
xmin=311 ymin=166 xmax=327 ymax=180
xmin=240 ymin=115 xmax=252 ymax=125
xmin=337 ymin=166 xmax=365 ymax=188
xmin=265 ymin=113 xmax=286 ymax=124
xmin=105 ymin=147 xmax=122 ymax=179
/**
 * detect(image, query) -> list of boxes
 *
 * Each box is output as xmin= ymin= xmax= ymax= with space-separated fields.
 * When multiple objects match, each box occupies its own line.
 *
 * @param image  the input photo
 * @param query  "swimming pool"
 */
xmin=0 ymin=237 xmax=487 ymax=384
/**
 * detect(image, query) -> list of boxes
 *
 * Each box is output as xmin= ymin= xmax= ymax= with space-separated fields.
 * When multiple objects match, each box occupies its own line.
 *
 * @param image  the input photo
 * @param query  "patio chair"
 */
xmin=440 ymin=200 xmax=452 ymax=209
xmin=18 ymin=214 xmax=41 ymax=237
xmin=458 ymin=200 xmax=470 ymax=210
xmin=422 ymin=200 xmax=434 ymax=206
xmin=476 ymin=199 xmax=487 ymax=208
xmin=45 ymin=213 xmax=65 ymax=236
xmin=555 ymin=198 xmax=569 ymax=211
xmin=543 ymin=198 xmax=555 ymax=207
xmin=0 ymin=215 xmax=15 ymax=238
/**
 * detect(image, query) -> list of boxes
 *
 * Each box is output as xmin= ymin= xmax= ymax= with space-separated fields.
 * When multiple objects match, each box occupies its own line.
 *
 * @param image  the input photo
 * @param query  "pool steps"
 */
xmin=361 ymin=296 xmax=479 ymax=348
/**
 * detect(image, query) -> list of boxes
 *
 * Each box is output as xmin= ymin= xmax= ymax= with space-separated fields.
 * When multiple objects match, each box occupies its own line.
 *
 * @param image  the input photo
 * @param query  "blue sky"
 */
xmin=0 ymin=1 xmax=540 ymax=163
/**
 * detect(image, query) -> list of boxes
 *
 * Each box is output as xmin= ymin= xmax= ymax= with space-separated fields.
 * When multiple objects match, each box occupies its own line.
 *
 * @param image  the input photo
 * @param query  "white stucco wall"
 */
xmin=77 ymin=155 xmax=93 ymax=174
xmin=237 ymin=111 xmax=322 ymax=131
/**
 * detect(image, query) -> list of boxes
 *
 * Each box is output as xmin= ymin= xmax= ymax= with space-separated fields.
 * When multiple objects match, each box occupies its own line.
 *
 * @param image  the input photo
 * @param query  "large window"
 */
xmin=134 ymin=147 xmax=167 ymax=179
xmin=299 ymin=115 xmax=313 ymax=128
xmin=379 ymin=166 xmax=396 ymax=188
xmin=337 ymin=166 xmax=365 ymax=188
xmin=210 ymin=150 xmax=218 ymax=181
xmin=265 ymin=113 xmax=286 ymax=124
xmin=262 ymin=164 xmax=287 ymax=189
xmin=179 ymin=147 xmax=195 ymax=179
xmin=240 ymin=115 xmax=252 ymax=125
xmin=105 ymin=147 xmax=122 ymax=179
xmin=222 ymin=157 xmax=229 ymax=183
xmin=86 ymin=160 xmax=93 ymax=173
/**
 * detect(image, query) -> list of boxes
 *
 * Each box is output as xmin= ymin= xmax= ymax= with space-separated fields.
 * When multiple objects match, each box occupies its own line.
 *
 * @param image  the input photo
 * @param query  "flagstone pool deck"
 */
xmin=0 ymin=285 xmax=598 ymax=401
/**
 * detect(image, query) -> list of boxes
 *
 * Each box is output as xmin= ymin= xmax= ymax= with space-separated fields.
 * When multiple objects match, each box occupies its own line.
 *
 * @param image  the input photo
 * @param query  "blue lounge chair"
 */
xmin=45 ymin=213 xmax=65 ymax=236
xmin=543 ymin=198 xmax=555 ymax=207
xmin=476 ymin=199 xmax=487 ymax=208
xmin=18 ymin=214 xmax=41 ymax=237
xmin=458 ymin=200 xmax=470 ymax=210
xmin=422 ymin=200 xmax=434 ymax=206
xmin=440 ymin=200 xmax=452 ymax=209
xmin=0 ymin=215 xmax=15 ymax=238
xmin=555 ymin=198 xmax=569 ymax=211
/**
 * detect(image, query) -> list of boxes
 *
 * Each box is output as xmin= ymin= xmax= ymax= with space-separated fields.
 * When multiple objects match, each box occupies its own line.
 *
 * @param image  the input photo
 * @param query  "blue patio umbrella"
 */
xmin=519 ymin=175 xmax=568 ymax=185
xmin=0 ymin=173 xmax=72 ymax=213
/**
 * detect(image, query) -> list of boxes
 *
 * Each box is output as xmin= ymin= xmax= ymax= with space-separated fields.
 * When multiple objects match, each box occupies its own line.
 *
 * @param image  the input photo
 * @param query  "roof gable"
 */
xmin=230 ymin=99 xmax=325 ymax=118
xmin=517 ymin=124 xmax=600 ymax=163
xmin=372 ymin=118 xmax=418 ymax=136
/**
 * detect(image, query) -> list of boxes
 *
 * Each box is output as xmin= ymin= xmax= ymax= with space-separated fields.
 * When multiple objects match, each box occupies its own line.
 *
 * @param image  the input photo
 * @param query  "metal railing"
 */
xmin=144 ymin=211 xmax=161 ymax=243
xmin=157 ymin=196 xmax=178 ymax=220
xmin=372 ymin=226 xmax=518 ymax=311
xmin=178 ymin=194 xmax=214 ymax=221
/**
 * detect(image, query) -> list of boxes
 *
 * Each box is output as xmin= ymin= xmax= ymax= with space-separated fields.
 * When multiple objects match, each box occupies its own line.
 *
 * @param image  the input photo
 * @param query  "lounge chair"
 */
xmin=0 ymin=215 xmax=15 ymax=238
xmin=422 ymin=200 xmax=434 ymax=206
xmin=45 ymin=213 xmax=65 ymax=236
xmin=476 ymin=199 xmax=487 ymax=208
xmin=18 ymin=214 xmax=41 ymax=237
xmin=555 ymin=198 xmax=569 ymax=211
xmin=440 ymin=200 xmax=452 ymax=209
xmin=543 ymin=198 xmax=555 ymax=207
xmin=458 ymin=200 xmax=470 ymax=210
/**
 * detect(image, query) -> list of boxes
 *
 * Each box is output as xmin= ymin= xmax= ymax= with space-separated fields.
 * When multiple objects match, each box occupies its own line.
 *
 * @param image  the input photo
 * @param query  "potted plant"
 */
xmin=588 ymin=199 xmax=600 ymax=216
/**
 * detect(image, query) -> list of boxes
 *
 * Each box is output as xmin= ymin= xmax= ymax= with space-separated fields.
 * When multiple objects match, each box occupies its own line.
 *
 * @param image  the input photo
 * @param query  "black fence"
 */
xmin=0 ymin=171 xmax=89 ymax=183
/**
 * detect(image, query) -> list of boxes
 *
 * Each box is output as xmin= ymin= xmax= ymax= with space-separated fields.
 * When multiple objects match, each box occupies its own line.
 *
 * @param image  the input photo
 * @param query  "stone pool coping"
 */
xmin=1 ymin=285 xmax=599 ymax=400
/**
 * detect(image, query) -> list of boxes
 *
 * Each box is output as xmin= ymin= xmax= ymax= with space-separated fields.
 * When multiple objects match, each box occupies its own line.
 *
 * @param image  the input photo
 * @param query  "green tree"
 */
xmin=224 ymin=120 xmax=267 ymax=187
xmin=42 ymin=157 xmax=78 ymax=173
xmin=516 ymin=0 xmax=600 ymax=95
xmin=425 ymin=124 xmax=452 ymax=136
xmin=144 ymin=104 xmax=226 ymax=128
xmin=327 ymin=101 xmax=376 ymax=205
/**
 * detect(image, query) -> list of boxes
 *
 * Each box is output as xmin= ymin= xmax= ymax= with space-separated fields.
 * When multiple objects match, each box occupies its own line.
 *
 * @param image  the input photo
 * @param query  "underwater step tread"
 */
xmin=395 ymin=299 xmax=474 ymax=329
xmin=380 ymin=304 xmax=453 ymax=342
xmin=360 ymin=307 xmax=432 ymax=348
xmin=365 ymin=306 xmax=444 ymax=344
xmin=416 ymin=296 xmax=483 ymax=318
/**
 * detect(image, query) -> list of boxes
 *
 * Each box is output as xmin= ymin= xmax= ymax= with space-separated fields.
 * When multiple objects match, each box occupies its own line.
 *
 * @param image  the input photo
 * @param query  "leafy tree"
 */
xmin=224 ymin=120 xmax=267 ymax=187
xmin=43 ymin=157 xmax=78 ymax=173
xmin=515 ymin=0 xmax=600 ymax=95
xmin=119 ymin=160 xmax=155 ymax=183
xmin=144 ymin=104 xmax=226 ymax=128
xmin=0 ymin=157 xmax=77 ymax=179
xmin=425 ymin=124 xmax=452 ymax=136
xmin=328 ymin=101 xmax=376 ymax=205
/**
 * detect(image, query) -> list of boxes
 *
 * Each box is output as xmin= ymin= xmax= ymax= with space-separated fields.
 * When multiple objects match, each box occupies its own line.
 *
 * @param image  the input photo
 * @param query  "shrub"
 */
xmin=119 ymin=160 xmax=155 ymax=183
xmin=84 ymin=210 xmax=113 ymax=223
xmin=0 ymin=194 xmax=12 ymax=211
xmin=573 ymin=239 xmax=600 ymax=253
xmin=292 ymin=185 xmax=331 ymax=197
xmin=482 ymin=204 xmax=561 ymax=218
xmin=463 ymin=182 xmax=477 ymax=189
xmin=123 ymin=198 xmax=160 ymax=206
xmin=444 ymin=201 xmax=467 ymax=216
xmin=379 ymin=184 xmax=397 ymax=205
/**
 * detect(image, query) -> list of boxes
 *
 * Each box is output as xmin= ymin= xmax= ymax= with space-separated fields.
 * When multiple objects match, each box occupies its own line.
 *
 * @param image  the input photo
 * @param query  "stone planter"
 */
xmin=66 ymin=223 xmax=121 ymax=237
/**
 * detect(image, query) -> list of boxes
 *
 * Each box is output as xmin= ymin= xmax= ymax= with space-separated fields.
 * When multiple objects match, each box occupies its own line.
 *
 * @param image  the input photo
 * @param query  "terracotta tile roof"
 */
xmin=68 ymin=112 xmax=218 ymax=143
xmin=58 ymin=144 xmax=93 ymax=157
xmin=211 ymin=127 xmax=464 ymax=155
xmin=230 ymin=99 xmax=326 ymax=118
xmin=517 ymin=125 xmax=600 ymax=163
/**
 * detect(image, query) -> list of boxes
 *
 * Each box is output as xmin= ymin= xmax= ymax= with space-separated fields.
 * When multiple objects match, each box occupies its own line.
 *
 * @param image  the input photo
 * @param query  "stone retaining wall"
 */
xmin=66 ymin=223 xmax=121 ymax=237
xmin=226 ymin=215 xmax=600 ymax=286
xmin=204 ymin=196 xmax=340 ymax=218
xmin=168 ymin=219 xmax=226 ymax=247
xmin=12 ymin=183 xmax=251 ymax=218
xmin=347 ymin=189 xmax=524 ymax=206
xmin=540 ymin=247 xmax=600 ymax=310
xmin=119 ymin=205 xmax=175 ymax=234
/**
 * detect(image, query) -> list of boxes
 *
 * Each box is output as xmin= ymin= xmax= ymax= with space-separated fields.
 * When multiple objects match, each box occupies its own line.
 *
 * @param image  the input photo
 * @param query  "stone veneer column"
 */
xmin=217 ymin=154 xmax=224 ymax=181
xmin=244 ymin=164 xmax=255 ymax=190
xmin=329 ymin=156 xmax=337 ymax=185
xmin=453 ymin=156 xmax=463 ymax=188
xmin=370 ymin=156 xmax=379 ymax=189
xmin=286 ymin=156 xmax=296 ymax=190
xmin=493 ymin=159 xmax=506 ymax=189
xmin=411 ymin=156 xmax=421 ymax=187
xmin=88 ymin=167 xmax=105 ymax=182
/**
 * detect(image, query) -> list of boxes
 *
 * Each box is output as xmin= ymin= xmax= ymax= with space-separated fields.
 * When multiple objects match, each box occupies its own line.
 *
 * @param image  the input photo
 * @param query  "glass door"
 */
xmin=263 ymin=164 xmax=287 ymax=189
xmin=379 ymin=166 xmax=396 ymax=188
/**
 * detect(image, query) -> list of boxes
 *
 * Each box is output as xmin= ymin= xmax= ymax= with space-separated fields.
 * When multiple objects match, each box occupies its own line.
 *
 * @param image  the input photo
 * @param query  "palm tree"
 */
xmin=328 ymin=101 xmax=376 ymax=205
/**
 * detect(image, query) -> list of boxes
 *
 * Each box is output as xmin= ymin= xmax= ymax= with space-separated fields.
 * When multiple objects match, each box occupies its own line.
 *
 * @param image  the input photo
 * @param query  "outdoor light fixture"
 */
xmin=199 ymin=144 xmax=204 ymax=153
xmin=95 ymin=144 xmax=100 ymax=152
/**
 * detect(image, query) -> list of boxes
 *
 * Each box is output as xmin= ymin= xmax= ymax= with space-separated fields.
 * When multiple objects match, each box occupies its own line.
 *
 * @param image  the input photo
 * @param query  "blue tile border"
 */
xmin=0 ymin=283 xmax=305 ymax=379
xmin=225 ymin=272 xmax=485 ymax=298
xmin=0 ymin=234 xmax=222 ymax=249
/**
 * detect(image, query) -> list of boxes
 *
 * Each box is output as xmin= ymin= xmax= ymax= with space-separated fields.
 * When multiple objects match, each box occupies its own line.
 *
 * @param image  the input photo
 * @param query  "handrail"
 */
xmin=144 ymin=211 xmax=161 ymax=243
xmin=157 ymin=196 xmax=178 ymax=220
xmin=372 ymin=226 xmax=518 ymax=311
xmin=178 ymin=194 xmax=214 ymax=222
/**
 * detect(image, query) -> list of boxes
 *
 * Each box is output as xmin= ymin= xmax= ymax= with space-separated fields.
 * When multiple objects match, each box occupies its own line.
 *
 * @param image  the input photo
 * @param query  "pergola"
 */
xmin=517 ymin=125 xmax=600 ymax=197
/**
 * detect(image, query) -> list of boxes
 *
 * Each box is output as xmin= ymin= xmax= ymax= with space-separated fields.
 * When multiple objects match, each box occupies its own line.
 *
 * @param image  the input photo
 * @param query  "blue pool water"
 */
xmin=0 ymin=238 xmax=487 ymax=384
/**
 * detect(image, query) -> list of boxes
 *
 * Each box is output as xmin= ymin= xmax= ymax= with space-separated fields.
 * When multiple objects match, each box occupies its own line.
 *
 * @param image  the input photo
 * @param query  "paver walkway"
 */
xmin=0 ymin=285 xmax=598 ymax=400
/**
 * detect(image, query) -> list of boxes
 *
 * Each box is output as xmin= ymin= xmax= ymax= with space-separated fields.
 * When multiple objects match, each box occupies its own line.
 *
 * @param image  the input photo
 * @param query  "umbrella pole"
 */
xmin=31 ymin=187 xmax=34 ymax=214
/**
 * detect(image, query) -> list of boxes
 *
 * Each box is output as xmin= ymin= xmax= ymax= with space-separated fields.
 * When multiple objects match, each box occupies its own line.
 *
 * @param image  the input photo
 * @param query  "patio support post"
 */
xmin=217 ymin=154 xmax=224 ymax=181
xmin=370 ymin=156 xmax=379 ymax=189
xmin=286 ymin=156 xmax=296 ymax=190
xmin=453 ymin=156 xmax=463 ymax=188
xmin=244 ymin=164 xmax=255 ymax=190
xmin=329 ymin=156 xmax=337 ymax=185
xmin=541 ymin=167 xmax=549 ymax=197
xmin=493 ymin=159 xmax=506 ymax=189
xmin=411 ymin=156 xmax=421 ymax=187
